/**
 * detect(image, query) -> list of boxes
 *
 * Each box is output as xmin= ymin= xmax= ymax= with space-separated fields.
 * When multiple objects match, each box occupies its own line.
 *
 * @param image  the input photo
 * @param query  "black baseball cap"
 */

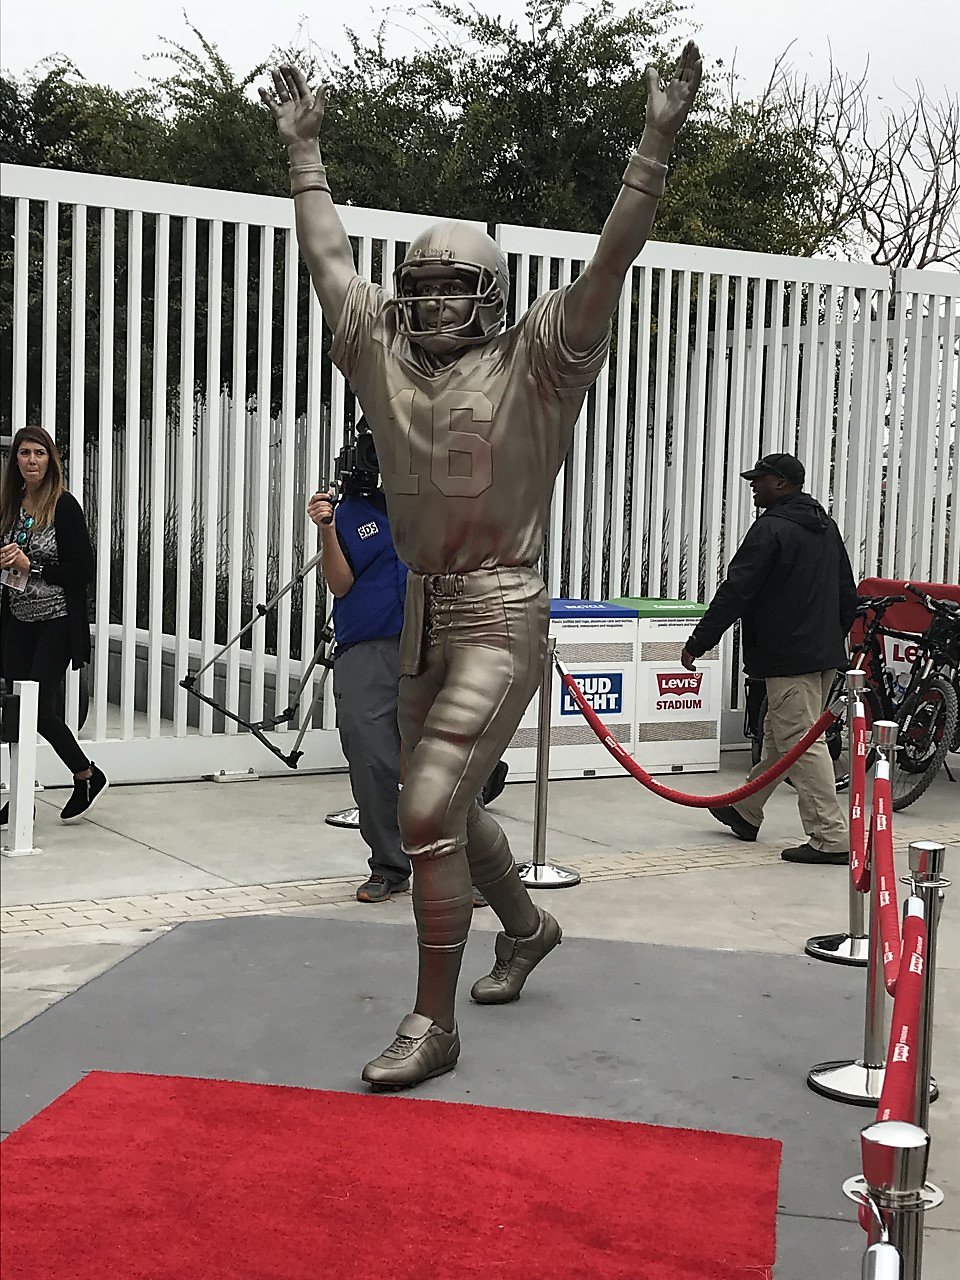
xmin=740 ymin=453 xmax=805 ymax=485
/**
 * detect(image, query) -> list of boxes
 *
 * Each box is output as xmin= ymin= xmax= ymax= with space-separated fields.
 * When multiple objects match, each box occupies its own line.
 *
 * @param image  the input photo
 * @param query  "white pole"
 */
xmin=3 ymin=681 xmax=39 ymax=857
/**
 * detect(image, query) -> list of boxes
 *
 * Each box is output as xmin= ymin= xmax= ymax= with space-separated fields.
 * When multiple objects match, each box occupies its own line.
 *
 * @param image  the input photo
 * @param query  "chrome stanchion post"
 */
xmin=807 ymin=668 xmax=869 ymax=965
xmin=518 ymin=637 xmax=581 ymax=889
xmin=843 ymin=1120 xmax=943 ymax=1280
xmin=903 ymin=841 xmax=949 ymax=1131
xmin=807 ymin=721 xmax=898 ymax=1105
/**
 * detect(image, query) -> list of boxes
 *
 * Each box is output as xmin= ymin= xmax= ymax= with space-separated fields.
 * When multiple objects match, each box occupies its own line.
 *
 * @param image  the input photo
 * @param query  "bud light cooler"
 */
xmin=501 ymin=599 xmax=639 ymax=782
xmin=609 ymin=597 xmax=722 ymax=774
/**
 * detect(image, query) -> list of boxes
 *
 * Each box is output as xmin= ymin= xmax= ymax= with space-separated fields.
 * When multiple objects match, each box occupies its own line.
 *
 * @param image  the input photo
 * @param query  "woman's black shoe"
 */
xmin=60 ymin=763 xmax=109 ymax=823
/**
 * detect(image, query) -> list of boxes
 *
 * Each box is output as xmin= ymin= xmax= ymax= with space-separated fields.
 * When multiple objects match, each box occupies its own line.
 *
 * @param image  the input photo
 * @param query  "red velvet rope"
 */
xmin=877 ymin=911 xmax=927 ymax=1124
xmin=873 ymin=769 xmax=901 ymax=997
xmin=555 ymin=660 xmax=839 ymax=809
xmin=848 ymin=702 xmax=870 ymax=893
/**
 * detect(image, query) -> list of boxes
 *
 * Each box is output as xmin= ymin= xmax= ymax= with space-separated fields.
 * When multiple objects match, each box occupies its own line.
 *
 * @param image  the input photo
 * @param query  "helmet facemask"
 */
xmin=393 ymin=261 xmax=506 ymax=350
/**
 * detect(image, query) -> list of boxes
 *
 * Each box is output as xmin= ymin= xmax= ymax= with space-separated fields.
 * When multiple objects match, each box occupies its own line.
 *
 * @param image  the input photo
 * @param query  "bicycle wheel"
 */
xmin=891 ymin=674 xmax=958 ymax=811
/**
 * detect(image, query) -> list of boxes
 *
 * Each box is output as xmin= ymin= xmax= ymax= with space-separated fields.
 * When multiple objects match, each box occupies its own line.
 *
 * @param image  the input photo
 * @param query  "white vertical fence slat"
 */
xmin=250 ymin=225 xmax=274 ymax=723
xmin=607 ymin=284 xmax=632 ymax=599
xmin=1 ymin=164 xmax=953 ymax=780
xmin=301 ymin=287 xmax=324 ymax=726
xmin=275 ymin=228 xmax=299 ymax=728
xmin=92 ymin=209 xmax=116 ymax=740
xmin=41 ymin=200 xmax=59 ymax=433
xmin=174 ymin=218 xmax=197 ymax=736
xmin=665 ymin=269 xmax=691 ymax=600
xmin=65 ymin=205 xmax=87 ymax=732
xmin=148 ymin=214 xmax=170 ymax=738
xmin=225 ymin=224 xmax=249 ymax=735
xmin=934 ymin=299 xmax=958 ymax=582
xmin=683 ymin=272 xmax=710 ymax=604
xmin=863 ymin=296 xmax=890 ymax=577
xmin=12 ymin=199 xmax=30 ymax=430
xmin=121 ymin=211 xmax=143 ymax=740
xmin=628 ymin=265 xmax=653 ymax=597
xmin=727 ymin=276 xmax=752 ymax=555
xmin=199 ymin=221 xmax=223 ymax=736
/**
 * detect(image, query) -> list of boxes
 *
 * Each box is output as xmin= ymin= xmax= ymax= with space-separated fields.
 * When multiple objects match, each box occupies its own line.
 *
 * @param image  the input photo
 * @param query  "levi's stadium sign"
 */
xmin=655 ymin=670 xmax=704 ymax=711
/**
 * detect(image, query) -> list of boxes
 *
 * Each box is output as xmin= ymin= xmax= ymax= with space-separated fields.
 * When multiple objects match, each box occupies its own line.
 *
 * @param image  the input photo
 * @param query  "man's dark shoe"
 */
xmin=356 ymin=874 xmax=410 ymax=903
xmin=481 ymin=760 xmax=509 ymax=807
xmin=709 ymin=805 xmax=760 ymax=842
xmin=60 ymin=764 xmax=108 ymax=823
xmin=472 ymin=887 xmax=489 ymax=909
xmin=361 ymin=1014 xmax=460 ymax=1090
xmin=471 ymin=907 xmax=562 ymax=1004
xmin=781 ymin=843 xmax=848 ymax=865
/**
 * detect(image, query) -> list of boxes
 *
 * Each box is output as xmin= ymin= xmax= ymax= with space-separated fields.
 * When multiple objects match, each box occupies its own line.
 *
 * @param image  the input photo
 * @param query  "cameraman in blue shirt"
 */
xmin=309 ymin=423 xmax=501 ymax=904
xmin=308 ymin=423 xmax=411 ymax=902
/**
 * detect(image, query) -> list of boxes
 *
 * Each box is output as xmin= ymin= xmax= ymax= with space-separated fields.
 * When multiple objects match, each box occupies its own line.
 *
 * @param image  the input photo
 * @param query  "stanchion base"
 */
xmin=843 ymin=1174 xmax=944 ymax=1213
xmin=808 ymin=1060 xmax=940 ymax=1107
xmin=805 ymin=932 xmax=869 ymax=966
xmin=516 ymin=861 xmax=581 ymax=888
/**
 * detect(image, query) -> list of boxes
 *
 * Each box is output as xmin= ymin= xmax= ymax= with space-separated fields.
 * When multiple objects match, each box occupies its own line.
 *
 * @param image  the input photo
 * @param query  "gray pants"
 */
xmin=333 ymin=637 xmax=411 ymax=885
xmin=735 ymin=669 xmax=849 ymax=853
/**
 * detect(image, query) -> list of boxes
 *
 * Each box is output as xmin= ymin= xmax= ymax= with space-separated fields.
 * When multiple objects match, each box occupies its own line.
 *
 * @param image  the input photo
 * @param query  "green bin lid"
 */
xmin=608 ymin=596 xmax=706 ymax=618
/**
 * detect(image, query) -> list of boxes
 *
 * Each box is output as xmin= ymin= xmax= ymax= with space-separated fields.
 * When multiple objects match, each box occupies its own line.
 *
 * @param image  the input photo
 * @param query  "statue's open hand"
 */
xmin=644 ymin=40 xmax=703 ymax=140
xmin=259 ymin=65 xmax=327 ymax=147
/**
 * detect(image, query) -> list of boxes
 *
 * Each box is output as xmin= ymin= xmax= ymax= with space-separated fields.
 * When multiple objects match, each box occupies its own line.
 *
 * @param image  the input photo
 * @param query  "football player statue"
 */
xmin=261 ymin=43 xmax=702 ymax=1088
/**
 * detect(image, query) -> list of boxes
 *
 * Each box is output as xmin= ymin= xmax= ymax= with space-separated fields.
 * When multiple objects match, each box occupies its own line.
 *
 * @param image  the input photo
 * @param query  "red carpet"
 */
xmin=1 ymin=1072 xmax=780 ymax=1279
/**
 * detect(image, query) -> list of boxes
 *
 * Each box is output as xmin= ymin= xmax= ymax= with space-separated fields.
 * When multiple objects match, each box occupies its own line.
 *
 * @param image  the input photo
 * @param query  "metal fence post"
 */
xmin=807 ymin=668 xmax=869 ymax=966
xmin=518 ymin=637 xmax=580 ymax=889
xmin=903 ymin=841 xmax=950 ymax=1132
xmin=843 ymin=1120 xmax=943 ymax=1280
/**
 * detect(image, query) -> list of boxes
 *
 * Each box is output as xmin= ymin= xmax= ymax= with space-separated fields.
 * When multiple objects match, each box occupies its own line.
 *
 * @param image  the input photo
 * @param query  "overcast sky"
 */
xmin=2 ymin=0 xmax=958 ymax=104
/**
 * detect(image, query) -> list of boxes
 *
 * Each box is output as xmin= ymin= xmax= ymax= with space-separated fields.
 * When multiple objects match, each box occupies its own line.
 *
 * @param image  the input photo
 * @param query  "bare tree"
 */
xmin=729 ymin=49 xmax=960 ymax=270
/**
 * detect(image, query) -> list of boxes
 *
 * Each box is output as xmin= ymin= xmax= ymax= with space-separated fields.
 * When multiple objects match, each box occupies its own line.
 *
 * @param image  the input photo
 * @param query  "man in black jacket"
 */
xmin=681 ymin=454 xmax=858 ymax=865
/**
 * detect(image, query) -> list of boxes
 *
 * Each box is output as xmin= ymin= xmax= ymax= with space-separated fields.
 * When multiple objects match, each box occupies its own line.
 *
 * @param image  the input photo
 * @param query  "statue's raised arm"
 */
xmin=563 ymin=40 xmax=703 ymax=353
xmin=260 ymin=64 xmax=358 ymax=329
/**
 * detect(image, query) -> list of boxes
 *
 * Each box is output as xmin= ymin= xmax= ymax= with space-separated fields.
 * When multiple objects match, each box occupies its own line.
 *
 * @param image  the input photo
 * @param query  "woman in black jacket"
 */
xmin=1 ymin=426 xmax=108 ymax=823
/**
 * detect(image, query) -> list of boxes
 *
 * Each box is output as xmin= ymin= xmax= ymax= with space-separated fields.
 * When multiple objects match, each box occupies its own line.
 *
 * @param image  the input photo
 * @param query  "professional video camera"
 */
xmin=334 ymin=417 xmax=379 ymax=498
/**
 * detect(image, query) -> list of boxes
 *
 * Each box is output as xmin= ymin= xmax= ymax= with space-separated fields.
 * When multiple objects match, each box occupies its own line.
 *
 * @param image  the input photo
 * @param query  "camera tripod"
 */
xmin=181 ymin=548 xmax=335 ymax=768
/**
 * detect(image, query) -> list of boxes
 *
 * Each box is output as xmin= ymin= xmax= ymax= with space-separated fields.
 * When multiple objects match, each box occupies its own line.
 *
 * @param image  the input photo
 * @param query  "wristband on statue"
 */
xmin=289 ymin=162 xmax=331 ymax=198
xmin=621 ymin=152 xmax=668 ymax=199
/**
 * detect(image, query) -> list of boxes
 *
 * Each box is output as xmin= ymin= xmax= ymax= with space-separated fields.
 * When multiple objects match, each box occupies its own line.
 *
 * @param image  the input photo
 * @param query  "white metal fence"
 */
xmin=1 ymin=163 xmax=956 ymax=782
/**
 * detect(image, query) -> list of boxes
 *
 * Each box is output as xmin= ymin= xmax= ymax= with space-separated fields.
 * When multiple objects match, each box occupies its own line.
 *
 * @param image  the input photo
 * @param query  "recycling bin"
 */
xmin=501 ymin=598 xmax=639 ymax=782
xmin=609 ymin=597 xmax=721 ymax=774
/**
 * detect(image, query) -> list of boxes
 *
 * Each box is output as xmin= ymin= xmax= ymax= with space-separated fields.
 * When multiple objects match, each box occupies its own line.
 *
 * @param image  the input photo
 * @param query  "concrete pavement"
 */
xmin=2 ymin=753 xmax=958 ymax=1273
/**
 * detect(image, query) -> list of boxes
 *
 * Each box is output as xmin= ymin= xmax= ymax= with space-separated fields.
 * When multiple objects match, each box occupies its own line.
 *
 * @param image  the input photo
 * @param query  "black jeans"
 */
xmin=2 ymin=615 xmax=90 ymax=774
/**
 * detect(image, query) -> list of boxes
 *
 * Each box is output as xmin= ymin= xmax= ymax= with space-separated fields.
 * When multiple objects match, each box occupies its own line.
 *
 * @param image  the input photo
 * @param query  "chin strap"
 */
xmin=180 ymin=550 xmax=334 ymax=769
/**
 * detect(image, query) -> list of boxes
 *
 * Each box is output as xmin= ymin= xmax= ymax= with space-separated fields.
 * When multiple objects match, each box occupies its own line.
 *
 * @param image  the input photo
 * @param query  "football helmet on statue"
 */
xmin=393 ymin=221 xmax=509 ymax=346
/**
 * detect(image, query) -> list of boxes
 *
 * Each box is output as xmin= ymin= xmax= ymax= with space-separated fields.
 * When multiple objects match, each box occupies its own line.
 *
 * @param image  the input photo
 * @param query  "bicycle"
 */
xmin=745 ymin=587 xmax=959 ymax=808
xmin=745 ymin=592 xmax=904 ymax=791
xmin=888 ymin=583 xmax=960 ymax=808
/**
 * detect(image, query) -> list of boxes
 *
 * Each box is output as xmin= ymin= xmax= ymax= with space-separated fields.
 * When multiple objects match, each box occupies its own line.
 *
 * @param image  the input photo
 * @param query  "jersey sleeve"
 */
xmin=330 ymin=276 xmax=390 ymax=385
xmin=521 ymin=283 xmax=611 ymax=393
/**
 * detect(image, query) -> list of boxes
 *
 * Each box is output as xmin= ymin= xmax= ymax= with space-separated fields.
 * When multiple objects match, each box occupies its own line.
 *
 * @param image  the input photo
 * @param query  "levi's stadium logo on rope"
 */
xmin=561 ymin=673 xmax=623 ymax=715
xmin=656 ymin=670 xmax=704 ymax=711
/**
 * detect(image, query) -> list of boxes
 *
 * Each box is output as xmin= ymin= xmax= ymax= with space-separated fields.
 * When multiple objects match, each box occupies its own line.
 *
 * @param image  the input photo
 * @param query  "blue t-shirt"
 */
xmin=332 ymin=492 xmax=407 ymax=652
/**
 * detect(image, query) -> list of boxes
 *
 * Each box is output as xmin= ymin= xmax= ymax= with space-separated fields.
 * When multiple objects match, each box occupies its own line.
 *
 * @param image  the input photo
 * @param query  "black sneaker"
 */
xmin=709 ymin=805 xmax=760 ymax=842
xmin=781 ymin=843 xmax=848 ymax=865
xmin=481 ymin=760 xmax=509 ymax=807
xmin=356 ymin=874 xmax=410 ymax=903
xmin=60 ymin=764 xmax=109 ymax=823
xmin=472 ymin=887 xmax=489 ymax=909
